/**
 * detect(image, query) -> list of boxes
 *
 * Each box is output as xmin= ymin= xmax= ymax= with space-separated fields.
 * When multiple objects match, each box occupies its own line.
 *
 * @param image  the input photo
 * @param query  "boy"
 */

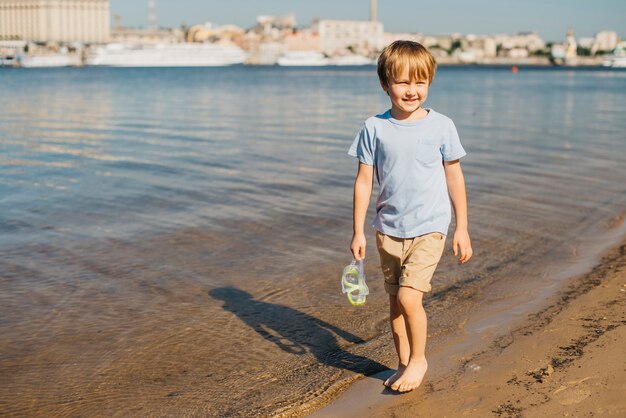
xmin=349 ymin=40 xmax=473 ymax=393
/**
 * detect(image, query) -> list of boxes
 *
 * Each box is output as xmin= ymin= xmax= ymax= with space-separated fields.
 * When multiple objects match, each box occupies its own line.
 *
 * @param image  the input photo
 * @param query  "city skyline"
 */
xmin=109 ymin=0 xmax=626 ymax=42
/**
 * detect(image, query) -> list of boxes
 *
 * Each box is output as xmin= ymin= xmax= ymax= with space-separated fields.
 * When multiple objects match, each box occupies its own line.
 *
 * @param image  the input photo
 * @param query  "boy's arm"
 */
xmin=444 ymin=160 xmax=473 ymax=264
xmin=351 ymin=162 xmax=374 ymax=260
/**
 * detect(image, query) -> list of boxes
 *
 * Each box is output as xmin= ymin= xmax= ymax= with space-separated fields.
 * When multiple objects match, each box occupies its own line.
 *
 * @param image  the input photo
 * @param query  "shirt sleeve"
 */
xmin=440 ymin=120 xmax=466 ymax=161
xmin=348 ymin=123 xmax=375 ymax=166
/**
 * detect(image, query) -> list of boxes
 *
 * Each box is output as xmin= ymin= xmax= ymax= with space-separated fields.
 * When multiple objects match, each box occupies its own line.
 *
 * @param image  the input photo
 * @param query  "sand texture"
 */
xmin=312 ymin=242 xmax=626 ymax=417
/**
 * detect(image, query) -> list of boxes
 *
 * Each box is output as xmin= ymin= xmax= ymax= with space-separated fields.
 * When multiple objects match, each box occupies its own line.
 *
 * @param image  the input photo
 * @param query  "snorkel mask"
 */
xmin=341 ymin=259 xmax=369 ymax=306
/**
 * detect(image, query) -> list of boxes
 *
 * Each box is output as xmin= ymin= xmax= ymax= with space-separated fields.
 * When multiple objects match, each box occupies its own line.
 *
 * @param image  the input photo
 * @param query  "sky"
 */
xmin=109 ymin=0 xmax=626 ymax=42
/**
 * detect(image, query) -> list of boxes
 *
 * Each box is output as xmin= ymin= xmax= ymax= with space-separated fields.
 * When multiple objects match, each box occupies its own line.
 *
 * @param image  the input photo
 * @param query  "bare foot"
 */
xmin=390 ymin=358 xmax=428 ymax=392
xmin=383 ymin=364 xmax=406 ymax=387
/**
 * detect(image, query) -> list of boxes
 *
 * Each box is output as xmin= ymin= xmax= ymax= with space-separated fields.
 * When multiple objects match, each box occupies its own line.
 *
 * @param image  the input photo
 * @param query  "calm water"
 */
xmin=1 ymin=66 xmax=625 ymax=417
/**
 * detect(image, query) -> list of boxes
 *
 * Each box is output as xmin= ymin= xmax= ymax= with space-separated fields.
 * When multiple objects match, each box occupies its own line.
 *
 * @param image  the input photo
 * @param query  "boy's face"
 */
xmin=383 ymin=66 xmax=430 ymax=118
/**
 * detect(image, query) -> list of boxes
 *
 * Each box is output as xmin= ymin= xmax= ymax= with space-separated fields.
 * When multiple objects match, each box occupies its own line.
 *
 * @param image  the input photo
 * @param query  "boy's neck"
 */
xmin=390 ymin=106 xmax=429 ymax=122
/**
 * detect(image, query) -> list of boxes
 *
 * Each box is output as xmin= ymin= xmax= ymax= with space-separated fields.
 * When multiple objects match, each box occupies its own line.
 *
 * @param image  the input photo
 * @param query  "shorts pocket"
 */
xmin=415 ymin=142 xmax=441 ymax=166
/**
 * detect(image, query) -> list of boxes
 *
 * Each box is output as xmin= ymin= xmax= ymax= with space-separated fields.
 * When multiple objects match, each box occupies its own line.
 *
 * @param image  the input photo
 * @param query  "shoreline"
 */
xmin=0 ymin=55 xmax=619 ymax=69
xmin=309 ymin=235 xmax=626 ymax=417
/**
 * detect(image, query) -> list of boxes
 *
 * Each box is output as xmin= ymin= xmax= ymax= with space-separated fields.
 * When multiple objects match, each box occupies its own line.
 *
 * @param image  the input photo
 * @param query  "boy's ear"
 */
xmin=380 ymin=80 xmax=389 ymax=94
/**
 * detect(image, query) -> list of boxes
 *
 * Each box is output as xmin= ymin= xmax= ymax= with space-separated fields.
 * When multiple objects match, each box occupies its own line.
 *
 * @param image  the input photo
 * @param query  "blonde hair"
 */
xmin=377 ymin=40 xmax=437 ymax=88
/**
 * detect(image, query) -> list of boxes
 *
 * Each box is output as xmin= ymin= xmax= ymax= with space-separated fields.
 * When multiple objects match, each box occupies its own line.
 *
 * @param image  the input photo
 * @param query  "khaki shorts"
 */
xmin=376 ymin=231 xmax=446 ymax=295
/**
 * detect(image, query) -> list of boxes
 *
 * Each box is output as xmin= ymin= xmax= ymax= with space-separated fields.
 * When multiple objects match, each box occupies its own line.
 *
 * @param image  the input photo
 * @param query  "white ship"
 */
xmin=19 ymin=53 xmax=81 ymax=68
xmin=0 ymin=56 xmax=17 ymax=67
xmin=277 ymin=51 xmax=330 ymax=66
xmin=602 ymin=46 xmax=626 ymax=68
xmin=86 ymin=43 xmax=247 ymax=67
xmin=329 ymin=55 xmax=375 ymax=66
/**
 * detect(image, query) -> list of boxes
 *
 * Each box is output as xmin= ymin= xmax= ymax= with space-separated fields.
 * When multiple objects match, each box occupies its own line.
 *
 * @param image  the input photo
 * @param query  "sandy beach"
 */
xmin=311 ymin=240 xmax=626 ymax=417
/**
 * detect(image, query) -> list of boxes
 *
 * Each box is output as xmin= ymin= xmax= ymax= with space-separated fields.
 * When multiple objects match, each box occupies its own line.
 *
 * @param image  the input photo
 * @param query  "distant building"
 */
xmin=186 ymin=23 xmax=245 ymax=44
xmin=382 ymin=32 xmax=422 ymax=47
xmin=253 ymin=14 xmax=296 ymax=41
xmin=370 ymin=0 xmax=377 ymax=22
xmin=564 ymin=28 xmax=577 ymax=59
xmin=0 ymin=0 xmax=110 ymax=43
xmin=550 ymin=29 xmax=578 ymax=65
xmin=315 ymin=19 xmax=384 ymax=56
xmin=242 ymin=13 xmax=297 ymax=63
xmin=578 ymin=37 xmax=595 ymax=50
xmin=461 ymin=34 xmax=497 ymax=58
xmin=432 ymin=35 xmax=454 ymax=51
xmin=494 ymin=32 xmax=545 ymax=55
xmin=256 ymin=41 xmax=284 ymax=64
xmin=551 ymin=44 xmax=565 ymax=60
xmin=483 ymin=37 xmax=497 ymax=58
xmin=243 ymin=27 xmax=285 ymax=65
xmin=111 ymin=28 xmax=183 ymax=45
xmin=284 ymin=28 xmax=320 ymax=52
xmin=592 ymin=31 xmax=619 ymax=54
xmin=418 ymin=35 xmax=437 ymax=48
xmin=504 ymin=47 xmax=529 ymax=59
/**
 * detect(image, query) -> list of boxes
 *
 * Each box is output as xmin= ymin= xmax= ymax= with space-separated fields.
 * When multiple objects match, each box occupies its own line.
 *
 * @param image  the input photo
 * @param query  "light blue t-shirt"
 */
xmin=348 ymin=108 xmax=466 ymax=238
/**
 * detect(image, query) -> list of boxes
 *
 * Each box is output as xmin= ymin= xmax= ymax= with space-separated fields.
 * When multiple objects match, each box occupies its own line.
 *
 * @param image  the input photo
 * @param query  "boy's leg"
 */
xmin=390 ymin=286 xmax=428 ymax=392
xmin=384 ymin=294 xmax=410 ymax=387
xmin=376 ymin=232 xmax=409 ymax=387
xmin=390 ymin=232 xmax=445 ymax=392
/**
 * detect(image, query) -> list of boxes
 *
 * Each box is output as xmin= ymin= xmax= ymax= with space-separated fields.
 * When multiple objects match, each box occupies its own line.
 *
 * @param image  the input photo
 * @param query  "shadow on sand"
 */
xmin=209 ymin=287 xmax=387 ymax=377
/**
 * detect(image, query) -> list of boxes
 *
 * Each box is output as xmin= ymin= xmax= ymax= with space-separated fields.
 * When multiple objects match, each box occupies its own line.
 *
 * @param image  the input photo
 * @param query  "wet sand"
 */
xmin=2 ymin=218 xmax=624 ymax=417
xmin=311 ymin=239 xmax=626 ymax=417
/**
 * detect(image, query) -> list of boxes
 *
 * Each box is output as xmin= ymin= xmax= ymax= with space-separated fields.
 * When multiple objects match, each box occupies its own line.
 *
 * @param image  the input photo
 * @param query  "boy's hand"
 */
xmin=452 ymin=229 xmax=473 ymax=264
xmin=350 ymin=232 xmax=367 ymax=261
